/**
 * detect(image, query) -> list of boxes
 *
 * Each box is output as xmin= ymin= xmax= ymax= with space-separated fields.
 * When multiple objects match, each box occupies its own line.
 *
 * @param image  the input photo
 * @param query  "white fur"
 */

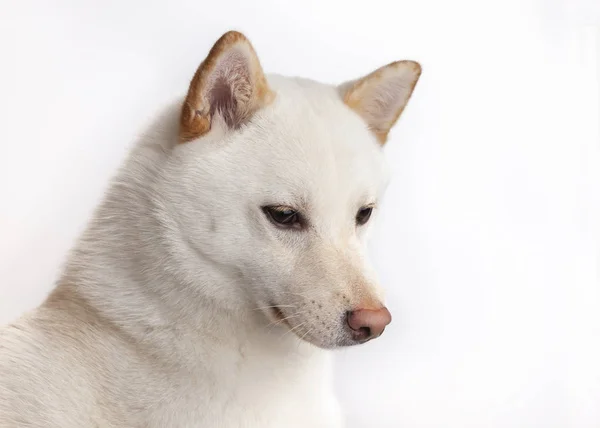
xmin=0 ymin=48 xmax=418 ymax=426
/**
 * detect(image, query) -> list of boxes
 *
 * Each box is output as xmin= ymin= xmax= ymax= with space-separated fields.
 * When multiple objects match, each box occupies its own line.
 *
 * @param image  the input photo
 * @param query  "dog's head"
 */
xmin=169 ymin=31 xmax=420 ymax=348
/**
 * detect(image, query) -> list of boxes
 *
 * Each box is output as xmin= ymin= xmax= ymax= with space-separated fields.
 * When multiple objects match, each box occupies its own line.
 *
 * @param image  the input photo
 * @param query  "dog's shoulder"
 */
xmin=0 ymin=302 xmax=121 ymax=427
xmin=0 ymin=311 xmax=72 ymax=426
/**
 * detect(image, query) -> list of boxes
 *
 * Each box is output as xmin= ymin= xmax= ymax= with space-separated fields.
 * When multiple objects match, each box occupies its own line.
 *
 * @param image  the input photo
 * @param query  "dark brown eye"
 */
xmin=356 ymin=206 xmax=373 ymax=226
xmin=263 ymin=206 xmax=302 ymax=229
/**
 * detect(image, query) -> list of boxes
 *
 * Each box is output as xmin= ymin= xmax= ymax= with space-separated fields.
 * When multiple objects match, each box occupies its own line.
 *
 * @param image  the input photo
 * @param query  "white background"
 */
xmin=1 ymin=1 xmax=599 ymax=427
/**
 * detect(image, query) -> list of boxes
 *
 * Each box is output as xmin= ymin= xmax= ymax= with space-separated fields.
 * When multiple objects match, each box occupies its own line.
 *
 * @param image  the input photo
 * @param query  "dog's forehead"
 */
xmin=212 ymin=75 xmax=390 ymax=210
xmin=249 ymin=75 xmax=388 ymax=184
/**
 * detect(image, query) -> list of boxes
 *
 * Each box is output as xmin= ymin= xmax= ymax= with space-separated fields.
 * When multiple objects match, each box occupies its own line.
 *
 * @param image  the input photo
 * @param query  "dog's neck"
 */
xmin=45 ymin=108 xmax=317 ymax=366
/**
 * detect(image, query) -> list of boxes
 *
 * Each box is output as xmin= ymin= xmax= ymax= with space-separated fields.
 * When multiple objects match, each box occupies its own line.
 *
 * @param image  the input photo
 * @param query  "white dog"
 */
xmin=0 ymin=31 xmax=420 ymax=427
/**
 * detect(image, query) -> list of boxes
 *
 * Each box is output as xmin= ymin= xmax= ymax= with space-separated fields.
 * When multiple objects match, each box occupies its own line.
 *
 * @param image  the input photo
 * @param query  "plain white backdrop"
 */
xmin=1 ymin=0 xmax=599 ymax=427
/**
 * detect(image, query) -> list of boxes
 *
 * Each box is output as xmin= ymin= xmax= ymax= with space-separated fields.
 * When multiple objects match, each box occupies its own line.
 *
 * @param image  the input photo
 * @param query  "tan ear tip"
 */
xmin=217 ymin=30 xmax=250 ymax=46
xmin=409 ymin=60 xmax=422 ymax=74
xmin=393 ymin=60 xmax=422 ymax=76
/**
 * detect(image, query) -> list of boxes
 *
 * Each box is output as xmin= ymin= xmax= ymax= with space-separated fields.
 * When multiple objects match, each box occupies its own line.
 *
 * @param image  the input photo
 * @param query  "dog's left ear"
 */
xmin=339 ymin=60 xmax=421 ymax=144
xmin=179 ymin=31 xmax=274 ymax=142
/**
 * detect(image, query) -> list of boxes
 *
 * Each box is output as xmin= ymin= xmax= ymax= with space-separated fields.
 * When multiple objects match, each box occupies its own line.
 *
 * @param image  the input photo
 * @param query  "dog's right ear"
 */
xmin=179 ymin=31 xmax=274 ymax=143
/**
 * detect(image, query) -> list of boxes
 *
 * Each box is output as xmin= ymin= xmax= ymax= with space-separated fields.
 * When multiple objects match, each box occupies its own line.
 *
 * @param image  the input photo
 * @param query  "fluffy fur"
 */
xmin=0 ymin=31 xmax=420 ymax=427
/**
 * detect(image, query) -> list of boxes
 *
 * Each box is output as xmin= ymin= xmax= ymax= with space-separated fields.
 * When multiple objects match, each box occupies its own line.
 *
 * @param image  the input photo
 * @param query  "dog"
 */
xmin=0 ymin=31 xmax=421 ymax=427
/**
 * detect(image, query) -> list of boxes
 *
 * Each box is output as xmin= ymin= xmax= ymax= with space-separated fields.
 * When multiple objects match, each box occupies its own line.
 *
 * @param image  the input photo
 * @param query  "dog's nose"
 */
xmin=346 ymin=307 xmax=392 ymax=342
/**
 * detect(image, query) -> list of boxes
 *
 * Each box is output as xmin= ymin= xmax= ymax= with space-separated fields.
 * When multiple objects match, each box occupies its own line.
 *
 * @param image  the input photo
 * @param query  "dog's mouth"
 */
xmin=270 ymin=305 xmax=290 ymax=327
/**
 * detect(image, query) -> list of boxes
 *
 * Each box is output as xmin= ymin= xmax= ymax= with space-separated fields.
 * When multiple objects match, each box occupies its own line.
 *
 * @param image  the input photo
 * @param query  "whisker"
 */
xmin=279 ymin=321 xmax=308 ymax=341
xmin=295 ymin=327 xmax=316 ymax=352
xmin=265 ymin=311 xmax=309 ymax=330
xmin=253 ymin=304 xmax=296 ymax=311
xmin=299 ymin=327 xmax=313 ymax=342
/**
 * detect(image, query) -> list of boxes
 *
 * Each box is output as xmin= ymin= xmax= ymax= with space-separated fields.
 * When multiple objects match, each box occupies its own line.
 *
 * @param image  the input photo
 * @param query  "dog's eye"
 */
xmin=263 ymin=206 xmax=302 ymax=229
xmin=356 ymin=206 xmax=373 ymax=226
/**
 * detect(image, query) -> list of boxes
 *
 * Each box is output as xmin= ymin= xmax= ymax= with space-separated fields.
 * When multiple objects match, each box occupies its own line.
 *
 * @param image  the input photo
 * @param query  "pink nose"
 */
xmin=346 ymin=307 xmax=392 ymax=342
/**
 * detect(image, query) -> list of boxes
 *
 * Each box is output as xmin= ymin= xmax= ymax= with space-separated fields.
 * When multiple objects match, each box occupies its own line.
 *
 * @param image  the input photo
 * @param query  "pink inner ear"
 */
xmin=209 ymin=75 xmax=237 ymax=128
xmin=206 ymin=49 xmax=253 ymax=129
xmin=363 ymin=78 xmax=411 ymax=132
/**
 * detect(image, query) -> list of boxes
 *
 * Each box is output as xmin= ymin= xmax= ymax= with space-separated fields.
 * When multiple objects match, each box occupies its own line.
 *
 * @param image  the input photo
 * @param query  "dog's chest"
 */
xmin=138 ymin=345 xmax=342 ymax=428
